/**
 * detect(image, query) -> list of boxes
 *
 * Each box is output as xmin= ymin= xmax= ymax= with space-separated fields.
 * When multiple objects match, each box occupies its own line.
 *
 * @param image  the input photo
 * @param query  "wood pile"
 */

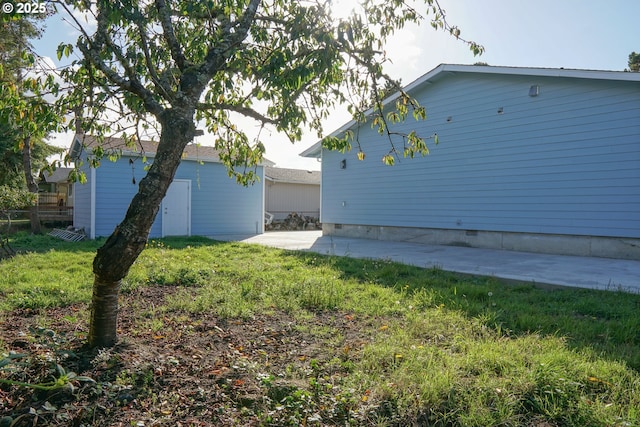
xmin=266 ymin=212 xmax=320 ymax=231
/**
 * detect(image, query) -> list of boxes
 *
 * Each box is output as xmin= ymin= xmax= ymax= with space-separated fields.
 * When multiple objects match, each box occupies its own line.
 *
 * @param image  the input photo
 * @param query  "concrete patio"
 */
xmin=209 ymin=231 xmax=640 ymax=293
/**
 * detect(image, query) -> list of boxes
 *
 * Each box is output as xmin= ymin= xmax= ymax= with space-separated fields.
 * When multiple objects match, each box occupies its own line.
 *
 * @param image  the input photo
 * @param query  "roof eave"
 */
xmin=299 ymin=64 xmax=640 ymax=158
xmin=69 ymin=134 xmax=275 ymax=167
xmin=68 ymin=135 xmax=85 ymax=160
xmin=300 ymin=144 xmax=323 ymax=158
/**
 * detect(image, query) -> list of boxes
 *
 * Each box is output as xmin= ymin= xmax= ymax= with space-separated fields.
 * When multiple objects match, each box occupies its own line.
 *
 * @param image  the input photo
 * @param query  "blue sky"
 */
xmin=33 ymin=0 xmax=640 ymax=170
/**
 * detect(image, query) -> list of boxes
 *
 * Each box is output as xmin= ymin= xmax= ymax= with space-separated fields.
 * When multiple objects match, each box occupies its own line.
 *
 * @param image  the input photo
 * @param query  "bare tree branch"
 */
xmin=136 ymin=20 xmax=176 ymax=101
xmin=198 ymin=0 xmax=261 ymax=80
xmin=73 ymin=3 xmax=165 ymax=118
xmin=154 ymin=0 xmax=188 ymax=71
xmin=196 ymin=102 xmax=278 ymax=126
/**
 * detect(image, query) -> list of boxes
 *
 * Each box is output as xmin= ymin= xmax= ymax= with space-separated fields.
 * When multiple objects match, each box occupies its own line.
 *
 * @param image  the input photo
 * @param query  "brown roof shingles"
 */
xmin=72 ymin=134 xmax=274 ymax=165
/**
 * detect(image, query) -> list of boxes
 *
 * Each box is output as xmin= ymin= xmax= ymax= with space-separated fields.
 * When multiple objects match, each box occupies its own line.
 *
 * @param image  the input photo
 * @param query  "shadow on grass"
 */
xmin=5 ymin=233 xmax=639 ymax=372
xmin=6 ymin=231 xmax=101 ymax=255
xmin=281 ymin=249 xmax=640 ymax=372
xmin=7 ymin=233 xmax=227 ymax=255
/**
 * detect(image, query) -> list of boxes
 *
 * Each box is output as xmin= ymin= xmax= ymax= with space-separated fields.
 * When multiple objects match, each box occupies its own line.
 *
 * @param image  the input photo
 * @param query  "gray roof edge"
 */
xmin=42 ymin=167 xmax=73 ymax=183
xmin=265 ymin=166 xmax=320 ymax=184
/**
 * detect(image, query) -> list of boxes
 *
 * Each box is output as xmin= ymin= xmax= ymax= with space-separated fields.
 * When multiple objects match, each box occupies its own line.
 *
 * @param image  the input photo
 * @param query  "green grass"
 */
xmin=1 ymin=233 xmax=639 ymax=426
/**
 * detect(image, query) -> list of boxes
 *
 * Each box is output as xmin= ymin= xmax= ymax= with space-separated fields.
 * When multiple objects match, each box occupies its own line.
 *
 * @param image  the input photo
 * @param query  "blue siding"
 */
xmin=174 ymin=162 xmax=264 ymax=235
xmin=322 ymin=73 xmax=640 ymax=238
xmin=75 ymin=155 xmax=264 ymax=238
xmin=93 ymin=157 xmax=157 ymax=238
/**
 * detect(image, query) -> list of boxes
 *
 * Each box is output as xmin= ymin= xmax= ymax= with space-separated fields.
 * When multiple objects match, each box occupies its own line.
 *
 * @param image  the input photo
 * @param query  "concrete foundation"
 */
xmin=322 ymin=223 xmax=640 ymax=260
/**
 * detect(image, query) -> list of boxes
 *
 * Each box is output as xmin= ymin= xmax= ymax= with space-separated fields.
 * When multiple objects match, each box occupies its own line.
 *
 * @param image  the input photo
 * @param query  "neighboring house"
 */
xmin=69 ymin=134 xmax=269 ymax=239
xmin=302 ymin=64 xmax=640 ymax=260
xmin=38 ymin=168 xmax=74 ymax=222
xmin=265 ymin=166 xmax=321 ymax=221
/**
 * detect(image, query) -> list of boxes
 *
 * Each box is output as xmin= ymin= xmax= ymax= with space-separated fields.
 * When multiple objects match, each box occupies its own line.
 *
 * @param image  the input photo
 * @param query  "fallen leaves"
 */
xmin=0 ymin=286 xmax=378 ymax=426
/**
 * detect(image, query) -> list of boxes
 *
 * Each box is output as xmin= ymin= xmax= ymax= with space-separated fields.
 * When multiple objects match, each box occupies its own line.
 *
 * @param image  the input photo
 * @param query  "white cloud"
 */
xmin=63 ymin=4 xmax=97 ymax=36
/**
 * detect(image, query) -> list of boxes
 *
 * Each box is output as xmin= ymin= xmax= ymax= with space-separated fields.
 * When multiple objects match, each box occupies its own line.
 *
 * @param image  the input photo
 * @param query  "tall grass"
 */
xmin=1 ymin=233 xmax=639 ymax=426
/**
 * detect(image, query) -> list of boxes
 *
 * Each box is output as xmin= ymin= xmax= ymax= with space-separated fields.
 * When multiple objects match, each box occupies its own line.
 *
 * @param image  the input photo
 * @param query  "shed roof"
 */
xmin=41 ymin=167 xmax=73 ymax=183
xmin=265 ymin=166 xmax=320 ymax=184
xmin=300 ymin=63 xmax=640 ymax=158
xmin=70 ymin=134 xmax=274 ymax=166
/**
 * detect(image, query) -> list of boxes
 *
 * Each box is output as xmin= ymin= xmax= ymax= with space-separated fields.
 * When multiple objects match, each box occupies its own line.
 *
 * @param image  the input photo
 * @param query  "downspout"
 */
xmin=90 ymin=166 xmax=96 ymax=239
xmin=259 ymin=165 xmax=265 ymax=234
xmin=319 ymin=150 xmax=323 ymax=224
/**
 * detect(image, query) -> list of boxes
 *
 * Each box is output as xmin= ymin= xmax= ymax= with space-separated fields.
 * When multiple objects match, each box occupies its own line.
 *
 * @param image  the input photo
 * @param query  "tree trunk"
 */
xmin=88 ymin=108 xmax=196 ymax=348
xmin=21 ymin=136 xmax=41 ymax=235
xmin=88 ymin=277 xmax=121 ymax=347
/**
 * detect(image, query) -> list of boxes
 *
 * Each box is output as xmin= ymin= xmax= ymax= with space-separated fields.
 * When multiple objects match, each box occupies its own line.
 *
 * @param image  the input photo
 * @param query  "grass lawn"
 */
xmin=1 ymin=233 xmax=639 ymax=426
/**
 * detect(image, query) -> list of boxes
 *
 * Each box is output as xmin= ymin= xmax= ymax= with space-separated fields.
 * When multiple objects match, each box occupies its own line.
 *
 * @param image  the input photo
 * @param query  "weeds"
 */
xmin=0 ymin=327 xmax=96 ymax=426
xmin=1 ymin=234 xmax=639 ymax=426
xmin=0 ymin=358 xmax=93 ymax=392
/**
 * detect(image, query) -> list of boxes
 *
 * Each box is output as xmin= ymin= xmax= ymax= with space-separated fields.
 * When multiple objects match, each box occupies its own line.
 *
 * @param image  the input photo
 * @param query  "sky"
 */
xmin=32 ymin=0 xmax=640 ymax=171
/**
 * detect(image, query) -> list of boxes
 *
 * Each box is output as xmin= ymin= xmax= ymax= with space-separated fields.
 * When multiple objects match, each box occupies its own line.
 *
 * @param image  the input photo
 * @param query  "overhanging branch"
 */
xmin=196 ymin=102 xmax=277 ymax=126
xmin=155 ymin=0 xmax=188 ymax=71
xmin=76 ymin=40 xmax=165 ymax=118
xmin=198 ymin=0 xmax=261 ymax=79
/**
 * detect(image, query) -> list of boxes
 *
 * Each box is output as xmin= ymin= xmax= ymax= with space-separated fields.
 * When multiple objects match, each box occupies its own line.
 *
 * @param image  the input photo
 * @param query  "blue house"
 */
xmin=302 ymin=65 xmax=640 ymax=259
xmin=69 ymin=134 xmax=268 ymax=239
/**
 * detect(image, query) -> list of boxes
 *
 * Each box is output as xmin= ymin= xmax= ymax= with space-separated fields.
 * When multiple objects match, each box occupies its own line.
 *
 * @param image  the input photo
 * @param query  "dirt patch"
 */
xmin=0 ymin=285 xmax=384 ymax=426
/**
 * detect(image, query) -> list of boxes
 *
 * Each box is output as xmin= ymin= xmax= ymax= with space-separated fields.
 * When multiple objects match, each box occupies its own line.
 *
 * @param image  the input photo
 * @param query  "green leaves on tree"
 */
xmin=53 ymin=0 xmax=482 ymax=348
xmin=628 ymin=52 xmax=640 ymax=72
xmin=56 ymin=43 xmax=74 ymax=61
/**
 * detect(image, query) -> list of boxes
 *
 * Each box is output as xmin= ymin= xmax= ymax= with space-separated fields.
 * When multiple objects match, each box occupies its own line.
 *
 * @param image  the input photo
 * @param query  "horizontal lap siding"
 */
xmin=75 ymin=154 xmax=263 ymax=238
xmin=175 ymin=162 xmax=264 ymax=235
xmin=266 ymin=182 xmax=321 ymax=219
xmin=93 ymin=158 xmax=160 ymax=238
xmin=322 ymin=73 xmax=640 ymax=238
xmin=92 ymin=159 xmax=263 ymax=237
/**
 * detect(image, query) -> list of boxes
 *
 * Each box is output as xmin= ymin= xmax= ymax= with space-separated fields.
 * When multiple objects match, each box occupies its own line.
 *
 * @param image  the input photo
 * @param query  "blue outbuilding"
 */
xmin=69 ymin=134 xmax=268 ymax=239
xmin=302 ymin=65 xmax=640 ymax=259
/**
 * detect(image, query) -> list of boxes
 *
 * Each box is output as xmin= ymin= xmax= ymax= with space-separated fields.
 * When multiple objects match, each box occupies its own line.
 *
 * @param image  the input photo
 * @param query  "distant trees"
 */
xmin=0 ymin=131 xmax=60 ymax=188
xmin=0 ymin=185 xmax=36 ymax=258
xmin=0 ymin=12 xmax=63 ymax=234
xmin=628 ymin=52 xmax=640 ymax=72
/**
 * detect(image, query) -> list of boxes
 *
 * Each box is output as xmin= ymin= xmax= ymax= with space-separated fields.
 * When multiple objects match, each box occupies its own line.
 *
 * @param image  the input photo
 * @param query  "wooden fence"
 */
xmin=5 ymin=207 xmax=73 ymax=223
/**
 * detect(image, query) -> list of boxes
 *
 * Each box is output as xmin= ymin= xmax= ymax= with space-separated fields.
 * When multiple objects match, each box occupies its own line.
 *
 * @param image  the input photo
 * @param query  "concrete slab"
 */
xmin=209 ymin=231 xmax=640 ymax=293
